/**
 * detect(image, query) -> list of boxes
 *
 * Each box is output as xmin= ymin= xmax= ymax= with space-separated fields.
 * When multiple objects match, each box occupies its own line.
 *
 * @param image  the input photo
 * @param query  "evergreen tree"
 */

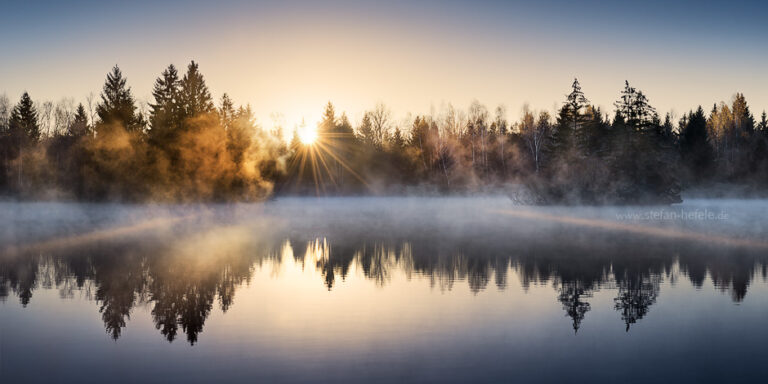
xmin=679 ymin=107 xmax=713 ymax=183
xmin=614 ymin=80 xmax=657 ymax=133
xmin=318 ymin=102 xmax=336 ymax=138
xmin=179 ymin=61 xmax=214 ymax=121
xmin=226 ymin=102 xmax=254 ymax=168
xmin=661 ymin=113 xmax=675 ymax=140
xmin=96 ymin=66 xmax=139 ymax=132
xmin=612 ymin=81 xmax=680 ymax=203
xmin=219 ymin=93 xmax=236 ymax=131
xmin=731 ymin=93 xmax=755 ymax=135
xmin=69 ymin=103 xmax=90 ymax=137
xmin=757 ymin=111 xmax=768 ymax=134
xmin=149 ymin=64 xmax=181 ymax=132
xmin=390 ymin=126 xmax=405 ymax=150
xmin=357 ymin=112 xmax=375 ymax=148
xmin=546 ymin=79 xmax=590 ymax=168
xmin=564 ymin=78 xmax=590 ymax=150
xmin=7 ymin=92 xmax=40 ymax=191
xmin=9 ymin=92 xmax=40 ymax=146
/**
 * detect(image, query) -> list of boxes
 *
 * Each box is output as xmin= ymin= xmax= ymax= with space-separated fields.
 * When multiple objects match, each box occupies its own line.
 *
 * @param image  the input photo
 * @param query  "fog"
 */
xmin=2 ymin=197 xmax=766 ymax=258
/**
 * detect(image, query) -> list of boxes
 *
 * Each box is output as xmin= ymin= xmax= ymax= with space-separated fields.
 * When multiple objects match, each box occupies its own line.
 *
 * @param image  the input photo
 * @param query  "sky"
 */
xmin=2 ymin=0 xmax=768 ymax=131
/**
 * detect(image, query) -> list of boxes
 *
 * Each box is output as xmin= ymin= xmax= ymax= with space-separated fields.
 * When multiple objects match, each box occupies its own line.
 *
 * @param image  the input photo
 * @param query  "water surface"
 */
xmin=1 ymin=197 xmax=767 ymax=383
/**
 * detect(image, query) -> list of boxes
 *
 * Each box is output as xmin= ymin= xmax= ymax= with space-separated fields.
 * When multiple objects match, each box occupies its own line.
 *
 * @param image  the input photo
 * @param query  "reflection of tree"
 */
xmin=149 ymin=273 xmax=219 ymax=344
xmin=1 ymin=222 xmax=767 ymax=341
xmin=557 ymin=280 xmax=592 ymax=332
xmin=309 ymin=239 xmax=355 ymax=290
xmin=93 ymin=253 xmax=147 ymax=340
xmin=1 ymin=256 xmax=40 ymax=307
xmin=613 ymin=273 xmax=660 ymax=332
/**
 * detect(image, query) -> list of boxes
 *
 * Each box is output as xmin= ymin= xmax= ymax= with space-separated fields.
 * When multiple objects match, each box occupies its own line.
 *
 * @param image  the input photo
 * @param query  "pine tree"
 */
xmin=149 ymin=64 xmax=181 ymax=132
xmin=757 ymin=111 xmax=768 ymax=134
xmin=546 ymin=79 xmax=590 ymax=170
xmin=564 ymin=78 xmax=590 ymax=149
xmin=390 ymin=127 xmax=405 ymax=150
xmin=612 ymin=81 xmax=680 ymax=203
xmin=9 ymin=92 xmax=40 ymax=146
xmin=679 ymin=107 xmax=713 ymax=183
xmin=8 ymin=92 xmax=40 ymax=190
xmin=357 ymin=112 xmax=375 ymax=147
xmin=179 ymin=61 xmax=214 ymax=121
xmin=96 ymin=66 xmax=139 ymax=132
xmin=69 ymin=103 xmax=89 ymax=137
xmin=226 ymin=101 xmax=254 ymax=168
xmin=219 ymin=93 xmax=236 ymax=131
xmin=614 ymin=80 xmax=657 ymax=133
xmin=318 ymin=102 xmax=336 ymax=138
xmin=731 ymin=93 xmax=755 ymax=135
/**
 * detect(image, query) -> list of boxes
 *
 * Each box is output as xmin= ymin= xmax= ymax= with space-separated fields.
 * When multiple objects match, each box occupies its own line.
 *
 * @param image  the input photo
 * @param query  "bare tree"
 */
xmin=468 ymin=100 xmax=488 ymax=170
xmin=40 ymin=101 xmax=54 ymax=137
xmin=0 ymin=93 xmax=10 ymax=128
xmin=86 ymin=92 xmax=97 ymax=135
xmin=54 ymin=98 xmax=76 ymax=137
xmin=368 ymin=102 xmax=391 ymax=148
xmin=494 ymin=105 xmax=507 ymax=173
xmin=519 ymin=104 xmax=551 ymax=173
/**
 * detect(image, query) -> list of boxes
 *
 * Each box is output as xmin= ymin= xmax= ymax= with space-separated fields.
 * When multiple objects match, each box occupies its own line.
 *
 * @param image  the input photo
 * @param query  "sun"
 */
xmin=298 ymin=126 xmax=318 ymax=145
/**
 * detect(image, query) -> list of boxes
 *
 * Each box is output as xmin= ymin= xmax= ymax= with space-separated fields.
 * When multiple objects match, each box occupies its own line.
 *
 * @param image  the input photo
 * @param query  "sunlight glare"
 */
xmin=298 ymin=126 xmax=318 ymax=145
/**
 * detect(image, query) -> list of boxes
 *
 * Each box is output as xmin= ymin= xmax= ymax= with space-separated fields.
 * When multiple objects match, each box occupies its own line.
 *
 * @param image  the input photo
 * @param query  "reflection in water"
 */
xmin=2 ymin=209 xmax=766 ymax=345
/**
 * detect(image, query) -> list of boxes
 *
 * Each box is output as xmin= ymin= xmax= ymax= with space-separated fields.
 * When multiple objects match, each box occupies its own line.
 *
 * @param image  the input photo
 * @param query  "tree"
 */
xmin=9 ymin=92 xmax=40 ymax=146
xmin=149 ymin=64 xmax=181 ymax=133
xmin=612 ymin=81 xmax=680 ymax=204
xmin=546 ymin=79 xmax=590 ymax=166
xmin=564 ymin=78 xmax=590 ymax=150
xmin=679 ymin=107 xmax=713 ymax=183
xmin=179 ymin=61 xmax=214 ymax=121
xmin=732 ymin=93 xmax=755 ymax=135
xmin=8 ymin=92 xmax=40 ymax=190
xmin=96 ymin=66 xmax=139 ymax=133
xmin=614 ymin=80 xmax=657 ymax=133
xmin=219 ymin=93 xmax=236 ymax=131
xmin=757 ymin=111 xmax=768 ymax=134
xmin=492 ymin=105 xmax=508 ymax=174
xmin=357 ymin=112 xmax=375 ymax=147
xmin=519 ymin=105 xmax=550 ymax=173
xmin=69 ymin=103 xmax=90 ymax=137
xmin=368 ymin=103 xmax=391 ymax=150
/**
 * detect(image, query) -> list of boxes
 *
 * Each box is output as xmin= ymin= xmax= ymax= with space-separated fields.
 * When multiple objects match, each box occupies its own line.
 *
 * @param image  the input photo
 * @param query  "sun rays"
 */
xmin=288 ymin=129 xmax=370 ymax=195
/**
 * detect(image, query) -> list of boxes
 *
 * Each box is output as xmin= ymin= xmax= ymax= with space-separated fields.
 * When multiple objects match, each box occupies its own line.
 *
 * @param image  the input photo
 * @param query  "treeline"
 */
xmin=1 ymin=63 xmax=767 ymax=203
xmin=0 ymin=62 xmax=285 ymax=201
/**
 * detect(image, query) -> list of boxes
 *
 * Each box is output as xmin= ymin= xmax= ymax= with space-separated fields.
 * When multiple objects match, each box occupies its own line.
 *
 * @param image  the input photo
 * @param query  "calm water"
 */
xmin=1 ymin=197 xmax=768 ymax=383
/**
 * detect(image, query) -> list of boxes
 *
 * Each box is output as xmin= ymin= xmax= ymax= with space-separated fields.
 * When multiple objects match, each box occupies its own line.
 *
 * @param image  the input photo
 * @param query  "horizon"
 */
xmin=3 ymin=0 xmax=768 ymax=131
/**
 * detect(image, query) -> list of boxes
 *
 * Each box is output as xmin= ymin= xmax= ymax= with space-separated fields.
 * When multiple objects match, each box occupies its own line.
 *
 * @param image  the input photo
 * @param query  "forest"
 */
xmin=1 ymin=61 xmax=767 ymax=204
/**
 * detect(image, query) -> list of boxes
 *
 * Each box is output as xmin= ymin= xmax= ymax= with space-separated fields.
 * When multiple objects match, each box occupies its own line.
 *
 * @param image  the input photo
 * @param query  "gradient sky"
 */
xmin=2 ymin=0 xmax=767 ymax=130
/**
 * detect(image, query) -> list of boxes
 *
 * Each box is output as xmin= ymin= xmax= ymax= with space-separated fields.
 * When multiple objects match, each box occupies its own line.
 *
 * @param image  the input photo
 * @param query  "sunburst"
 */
xmin=288 ymin=128 xmax=370 ymax=195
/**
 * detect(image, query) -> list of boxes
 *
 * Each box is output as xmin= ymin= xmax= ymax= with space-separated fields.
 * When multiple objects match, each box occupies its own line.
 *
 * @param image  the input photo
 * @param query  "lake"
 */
xmin=1 ymin=197 xmax=767 ymax=383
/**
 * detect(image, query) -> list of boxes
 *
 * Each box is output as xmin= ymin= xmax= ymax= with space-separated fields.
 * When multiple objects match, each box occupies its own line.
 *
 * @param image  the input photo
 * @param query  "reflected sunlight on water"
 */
xmin=2 ymin=198 xmax=768 ymax=383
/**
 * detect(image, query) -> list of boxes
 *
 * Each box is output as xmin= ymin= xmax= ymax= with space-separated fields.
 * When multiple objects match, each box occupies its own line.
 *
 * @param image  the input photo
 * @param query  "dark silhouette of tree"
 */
xmin=70 ymin=103 xmax=90 ymax=137
xmin=149 ymin=64 xmax=181 ymax=134
xmin=9 ymin=92 xmax=40 ymax=146
xmin=757 ymin=111 xmax=768 ymax=134
xmin=7 ymin=92 xmax=40 ymax=191
xmin=679 ymin=107 xmax=714 ymax=183
xmin=96 ymin=66 xmax=139 ymax=133
xmin=614 ymin=273 xmax=660 ymax=332
xmin=558 ymin=280 xmax=592 ymax=332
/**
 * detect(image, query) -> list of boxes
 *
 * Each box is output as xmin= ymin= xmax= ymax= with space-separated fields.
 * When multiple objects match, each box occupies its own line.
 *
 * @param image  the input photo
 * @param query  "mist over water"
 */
xmin=2 ymin=197 xmax=768 ymax=383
